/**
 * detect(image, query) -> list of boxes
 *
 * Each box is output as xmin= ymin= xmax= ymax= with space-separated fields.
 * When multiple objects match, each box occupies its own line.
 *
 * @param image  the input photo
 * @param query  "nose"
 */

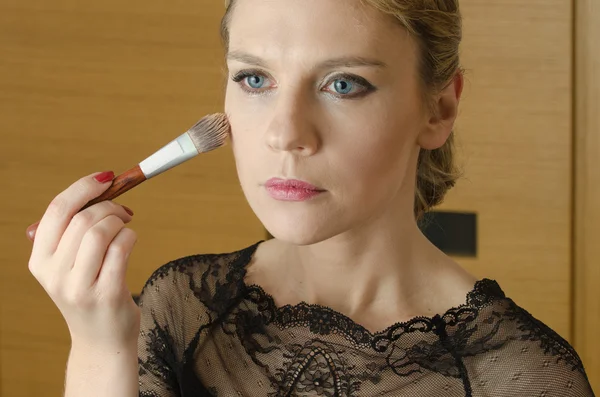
xmin=264 ymin=89 xmax=320 ymax=156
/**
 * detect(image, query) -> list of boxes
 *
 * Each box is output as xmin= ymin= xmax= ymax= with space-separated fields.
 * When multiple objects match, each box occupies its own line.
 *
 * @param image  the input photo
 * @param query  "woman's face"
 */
xmin=225 ymin=0 xmax=437 ymax=244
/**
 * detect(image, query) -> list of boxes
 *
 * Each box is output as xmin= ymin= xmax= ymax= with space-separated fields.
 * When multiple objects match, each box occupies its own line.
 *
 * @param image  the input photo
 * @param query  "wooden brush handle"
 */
xmin=25 ymin=166 xmax=147 ymax=242
xmin=81 ymin=165 xmax=147 ymax=211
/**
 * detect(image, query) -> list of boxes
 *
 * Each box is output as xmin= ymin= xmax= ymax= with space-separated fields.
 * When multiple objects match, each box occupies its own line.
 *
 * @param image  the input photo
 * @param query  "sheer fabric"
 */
xmin=138 ymin=242 xmax=595 ymax=397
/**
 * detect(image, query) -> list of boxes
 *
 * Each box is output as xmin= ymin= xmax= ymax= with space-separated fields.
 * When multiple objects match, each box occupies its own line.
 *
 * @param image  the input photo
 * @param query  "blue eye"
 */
xmin=333 ymin=79 xmax=353 ymax=94
xmin=246 ymin=75 xmax=265 ymax=89
xmin=323 ymin=75 xmax=375 ymax=98
xmin=231 ymin=70 xmax=274 ymax=94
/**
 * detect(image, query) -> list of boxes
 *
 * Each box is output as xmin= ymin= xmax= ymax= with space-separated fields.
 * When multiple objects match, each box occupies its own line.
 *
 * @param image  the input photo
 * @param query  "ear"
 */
xmin=418 ymin=71 xmax=464 ymax=150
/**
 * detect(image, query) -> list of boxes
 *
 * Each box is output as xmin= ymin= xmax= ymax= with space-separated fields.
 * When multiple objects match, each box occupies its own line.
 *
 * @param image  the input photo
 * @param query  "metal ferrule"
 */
xmin=139 ymin=132 xmax=198 ymax=179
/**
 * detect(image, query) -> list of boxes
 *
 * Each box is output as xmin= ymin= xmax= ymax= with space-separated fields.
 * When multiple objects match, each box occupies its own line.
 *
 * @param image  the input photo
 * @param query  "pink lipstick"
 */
xmin=264 ymin=178 xmax=325 ymax=202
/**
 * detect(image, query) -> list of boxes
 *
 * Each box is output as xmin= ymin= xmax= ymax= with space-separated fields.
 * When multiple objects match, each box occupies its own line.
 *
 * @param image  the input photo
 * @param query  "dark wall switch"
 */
xmin=419 ymin=211 xmax=477 ymax=257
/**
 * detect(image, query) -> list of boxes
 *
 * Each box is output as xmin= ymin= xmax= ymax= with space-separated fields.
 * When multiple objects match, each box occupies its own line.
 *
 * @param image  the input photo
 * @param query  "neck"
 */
xmin=284 ymin=212 xmax=428 ymax=311
xmin=251 ymin=205 xmax=474 ymax=333
xmin=248 ymin=185 xmax=478 ymax=332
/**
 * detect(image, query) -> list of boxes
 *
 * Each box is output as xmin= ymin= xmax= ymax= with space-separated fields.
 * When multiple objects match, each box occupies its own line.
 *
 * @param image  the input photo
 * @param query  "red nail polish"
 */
xmin=26 ymin=227 xmax=36 ymax=241
xmin=94 ymin=171 xmax=114 ymax=184
xmin=26 ymin=221 xmax=39 ymax=241
xmin=122 ymin=205 xmax=134 ymax=216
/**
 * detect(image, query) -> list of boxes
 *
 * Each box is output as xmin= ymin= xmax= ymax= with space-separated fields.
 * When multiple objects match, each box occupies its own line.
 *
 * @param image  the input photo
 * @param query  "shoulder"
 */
xmin=463 ymin=283 xmax=594 ymax=395
xmin=137 ymin=241 xmax=262 ymax=318
xmin=136 ymin=241 xmax=262 ymax=356
xmin=499 ymin=298 xmax=583 ymax=370
xmin=140 ymin=241 xmax=261 ymax=294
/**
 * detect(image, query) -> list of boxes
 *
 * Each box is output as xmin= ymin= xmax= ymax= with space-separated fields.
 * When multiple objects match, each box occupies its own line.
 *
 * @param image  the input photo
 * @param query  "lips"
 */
xmin=264 ymin=178 xmax=325 ymax=202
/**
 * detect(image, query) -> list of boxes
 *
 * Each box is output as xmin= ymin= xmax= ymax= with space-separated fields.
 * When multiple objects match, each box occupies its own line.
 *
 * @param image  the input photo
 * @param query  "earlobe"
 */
xmin=418 ymin=71 xmax=464 ymax=150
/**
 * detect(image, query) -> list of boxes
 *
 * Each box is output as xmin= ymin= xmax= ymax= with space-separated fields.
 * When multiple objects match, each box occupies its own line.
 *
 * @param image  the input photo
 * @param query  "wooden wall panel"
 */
xmin=574 ymin=0 xmax=600 ymax=391
xmin=0 ymin=0 xmax=586 ymax=395
xmin=441 ymin=0 xmax=573 ymax=339
xmin=0 ymin=1 xmax=265 ymax=396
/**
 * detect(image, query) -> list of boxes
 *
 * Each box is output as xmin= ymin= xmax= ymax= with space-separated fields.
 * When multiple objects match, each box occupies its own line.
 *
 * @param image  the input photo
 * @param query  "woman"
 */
xmin=27 ymin=0 xmax=595 ymax=396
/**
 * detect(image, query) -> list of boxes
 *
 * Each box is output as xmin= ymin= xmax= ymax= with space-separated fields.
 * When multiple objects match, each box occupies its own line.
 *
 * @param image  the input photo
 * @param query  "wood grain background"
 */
xmin=574 ymin=0 xmax=600 ymax=391
xmin=0 ymin=1 xmax=266 ymax=395
xmin=0 ymin=0 xmax=596 ymax=395
xmin=444 ymin=0 xmax=574 ymax=339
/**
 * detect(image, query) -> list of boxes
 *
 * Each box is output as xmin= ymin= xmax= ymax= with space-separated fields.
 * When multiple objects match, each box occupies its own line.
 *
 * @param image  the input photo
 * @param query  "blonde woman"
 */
xmin=27 ymin=0 xmax=595 ymax=396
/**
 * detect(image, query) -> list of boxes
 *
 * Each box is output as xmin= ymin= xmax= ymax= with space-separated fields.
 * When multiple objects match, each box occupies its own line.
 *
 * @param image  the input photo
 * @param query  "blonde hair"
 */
xmin=220 ymin=0 xmax=462 ymax=220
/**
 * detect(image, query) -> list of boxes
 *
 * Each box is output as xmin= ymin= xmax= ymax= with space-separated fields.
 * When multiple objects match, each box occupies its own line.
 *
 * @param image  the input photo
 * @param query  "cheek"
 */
xmin=225 ymin=85 xmax=266 ymax=146
xmin=225 ymin=93 xmax=263 ymax=187
xmin=336 ymin=112 xmax=418 ymax=185
xmin=343 ymin=136 xmax=416 ymax=217
xmin=326 ymin=85 xmax=421 ymax=178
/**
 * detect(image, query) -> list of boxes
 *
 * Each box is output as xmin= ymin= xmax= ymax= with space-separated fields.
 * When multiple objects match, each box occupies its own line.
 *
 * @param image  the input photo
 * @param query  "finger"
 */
xmin=31 ymin=171 xmax=115 ymax=258
xmin=54 ymin=201 xmax=133 ymax=268
xmin=70 ymin=215 xmax=128 ymax=287
xmin=96 ymin=227 xmax=137 ymax=295
xmin=26 ymin=204 xmax=134 ymax=243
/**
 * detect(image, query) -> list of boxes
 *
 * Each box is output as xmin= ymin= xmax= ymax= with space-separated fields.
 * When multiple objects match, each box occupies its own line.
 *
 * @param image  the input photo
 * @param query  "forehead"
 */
xmin=227 ymin=0 xmax=415 ymax=66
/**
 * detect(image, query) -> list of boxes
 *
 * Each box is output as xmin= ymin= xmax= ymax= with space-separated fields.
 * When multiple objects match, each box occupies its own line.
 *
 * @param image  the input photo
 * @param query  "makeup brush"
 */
xmin=25 ymin=113 xmax=230 ymax=241
xmin=81 ymin=113 xmax=230 ymax=210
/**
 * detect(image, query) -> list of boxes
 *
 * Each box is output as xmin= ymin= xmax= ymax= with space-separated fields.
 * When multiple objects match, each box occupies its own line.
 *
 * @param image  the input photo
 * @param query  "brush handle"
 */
xmin=81 ymin=165 xmax=147 ymax=211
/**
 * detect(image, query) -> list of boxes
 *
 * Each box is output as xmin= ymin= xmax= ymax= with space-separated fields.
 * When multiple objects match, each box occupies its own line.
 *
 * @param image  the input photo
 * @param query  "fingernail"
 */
xmin=26 ymin=223 xmax=38 ymax=241
xmin=122 ymin=205 xmax=134 ymax=216
xmin=94 ymin=171 xmax=115 ymax=184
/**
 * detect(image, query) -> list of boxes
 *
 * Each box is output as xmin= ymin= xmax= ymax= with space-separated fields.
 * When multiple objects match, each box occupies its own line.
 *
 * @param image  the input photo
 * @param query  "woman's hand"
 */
xmin=27 ymin=171 xmax=140 ymax=350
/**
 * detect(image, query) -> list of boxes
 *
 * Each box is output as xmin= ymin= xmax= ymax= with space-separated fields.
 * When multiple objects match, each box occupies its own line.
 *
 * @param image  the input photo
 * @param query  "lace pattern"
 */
xmin=136 ymin=242 xmax=595 ymax=397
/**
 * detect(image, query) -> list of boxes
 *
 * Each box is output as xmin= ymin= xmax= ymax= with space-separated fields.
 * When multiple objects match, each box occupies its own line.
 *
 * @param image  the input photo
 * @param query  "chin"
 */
xmin=258 ymin=207 xmax=339 ymax=246
xmin=267 ymin=227 xmax=325 ymax=246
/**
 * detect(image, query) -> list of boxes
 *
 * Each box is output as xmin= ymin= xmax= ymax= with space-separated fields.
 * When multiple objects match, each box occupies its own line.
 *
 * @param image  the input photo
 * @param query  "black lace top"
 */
xmin=137 ymin=242 xmax=595 ymax=397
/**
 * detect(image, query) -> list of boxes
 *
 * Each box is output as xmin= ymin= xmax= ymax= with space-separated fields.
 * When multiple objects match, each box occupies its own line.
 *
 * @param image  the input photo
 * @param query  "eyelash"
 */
xmin=230 ymin=69 xmax=376 ymax=99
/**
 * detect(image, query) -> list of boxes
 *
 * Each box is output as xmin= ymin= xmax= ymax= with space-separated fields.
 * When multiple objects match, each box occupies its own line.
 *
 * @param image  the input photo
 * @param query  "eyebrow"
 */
xmin=226 ymin=51 xmax=387 ymax=69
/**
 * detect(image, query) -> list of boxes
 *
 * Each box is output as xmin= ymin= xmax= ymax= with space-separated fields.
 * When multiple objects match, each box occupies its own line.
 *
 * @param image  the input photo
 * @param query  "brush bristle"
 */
xmin=186 ymin=113 xmax=230 ymax=153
